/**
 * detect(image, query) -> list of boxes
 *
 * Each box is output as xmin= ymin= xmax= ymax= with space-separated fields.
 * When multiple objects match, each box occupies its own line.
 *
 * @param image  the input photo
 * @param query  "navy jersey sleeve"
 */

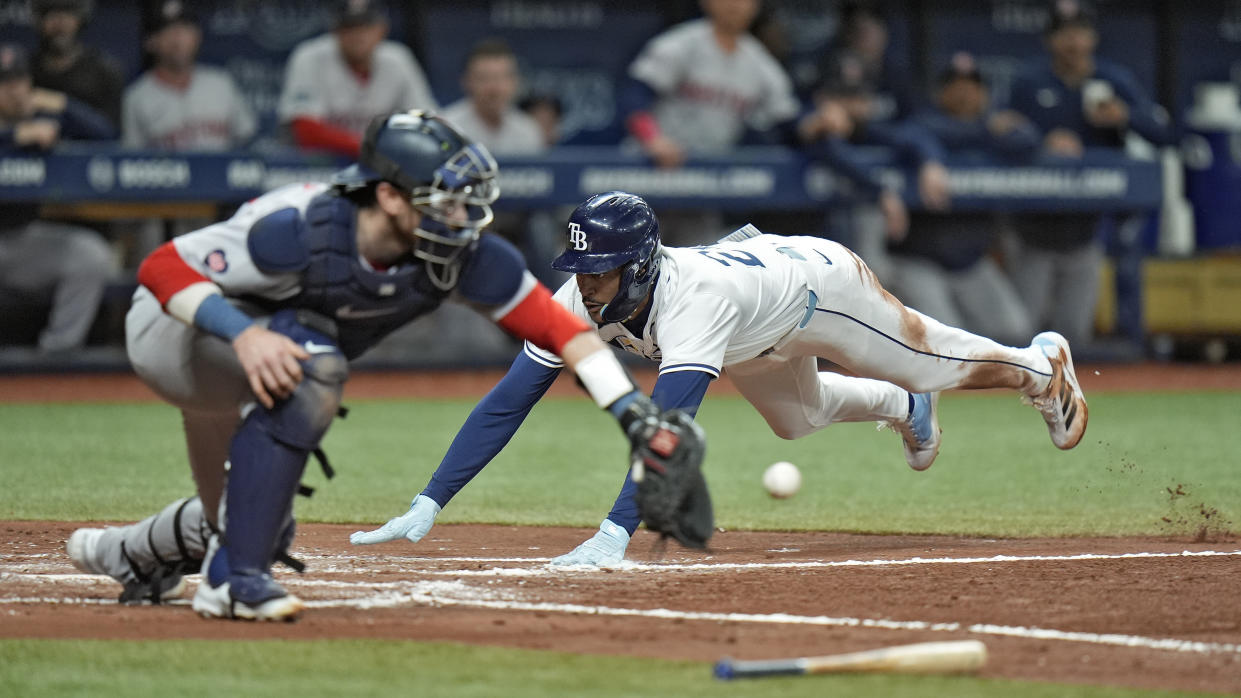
xmin=1103 ymin=64 xmax=1177 ymax=146
xmin=804 ymin=136 xmax=886 ymax=199
xmin=866 ymin=120 xmax=947 ymax=166
xmin=58 ymin=97 xmax=117 ymax=141
xmin=604 ymin=369 xmax=713 ymax=534
xmin=618 ymin=76 xmax=659 ymax=120
xmin=456 ymin=233 xmax=529 ymax=307
xmin=420 ymin=351 xmax=562 ymax=506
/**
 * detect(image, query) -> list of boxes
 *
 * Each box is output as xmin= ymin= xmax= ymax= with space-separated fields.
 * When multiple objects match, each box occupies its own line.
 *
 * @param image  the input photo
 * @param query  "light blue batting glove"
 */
xmin=549 ymin=519 xmax=630 ymax=566
xmin=350 ymin=494 xmax=442 ymax=545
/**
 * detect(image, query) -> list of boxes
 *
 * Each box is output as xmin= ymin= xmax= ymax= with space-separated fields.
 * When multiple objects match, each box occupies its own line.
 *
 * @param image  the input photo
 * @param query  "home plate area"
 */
xmin=2 ymin=522 xmax=1239 ymax=693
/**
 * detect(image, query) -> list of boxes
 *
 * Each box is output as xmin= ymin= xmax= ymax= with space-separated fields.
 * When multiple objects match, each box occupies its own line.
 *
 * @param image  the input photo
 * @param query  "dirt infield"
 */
xmin=2 ymin=522 xmax=1239 ymax=694
xmin=2 ymin=361 xmax=1241 ymax=403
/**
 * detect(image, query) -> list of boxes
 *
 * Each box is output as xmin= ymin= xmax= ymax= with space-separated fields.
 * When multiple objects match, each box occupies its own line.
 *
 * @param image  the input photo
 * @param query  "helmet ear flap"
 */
xmin=599 ymin=244 xmax=661 ymax=324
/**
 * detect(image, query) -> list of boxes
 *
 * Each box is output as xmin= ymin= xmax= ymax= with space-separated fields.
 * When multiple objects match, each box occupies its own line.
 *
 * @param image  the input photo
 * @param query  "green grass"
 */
xmin=2 ymin=392 xmax=1237 ymax=698
xmin=0 ymin=640 xmax=1220 ymax=698
xmin=1 ymin=392 xmax=1238 ymax=538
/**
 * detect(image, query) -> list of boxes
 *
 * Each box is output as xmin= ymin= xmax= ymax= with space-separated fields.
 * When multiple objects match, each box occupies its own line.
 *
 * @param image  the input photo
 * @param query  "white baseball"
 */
xmin=763 ymin=461 xmax=801 ymax=499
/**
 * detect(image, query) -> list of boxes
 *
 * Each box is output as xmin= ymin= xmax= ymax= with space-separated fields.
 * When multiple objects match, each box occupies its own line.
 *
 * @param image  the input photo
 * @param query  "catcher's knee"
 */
xmin=256 ymin=310 xmax=348 ymax=450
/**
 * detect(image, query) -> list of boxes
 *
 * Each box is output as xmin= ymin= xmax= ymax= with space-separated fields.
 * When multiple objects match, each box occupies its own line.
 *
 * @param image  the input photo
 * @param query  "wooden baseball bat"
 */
xmin=713 ymin=640 xmax=987 ymax=680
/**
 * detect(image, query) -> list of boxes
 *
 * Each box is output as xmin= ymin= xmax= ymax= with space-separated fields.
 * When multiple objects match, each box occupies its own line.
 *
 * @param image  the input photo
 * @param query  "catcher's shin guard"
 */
xmin=222 ymin=311 xmax=346 ymax=594
xmin=69 ymin=496 xmax=211 ymax=604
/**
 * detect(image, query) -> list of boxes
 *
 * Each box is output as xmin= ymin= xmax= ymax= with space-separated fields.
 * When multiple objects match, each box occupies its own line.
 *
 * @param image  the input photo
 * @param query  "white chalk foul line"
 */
xmin=299 ymin=579 xmax=1241 ymax=656
xmin=289 ymin=549 xmax=1241 ymax=574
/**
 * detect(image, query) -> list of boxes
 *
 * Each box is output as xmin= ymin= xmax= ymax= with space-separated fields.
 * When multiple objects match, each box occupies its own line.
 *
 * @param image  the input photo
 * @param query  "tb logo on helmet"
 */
xmin=568 ymin=222 xmax=588 ymax=251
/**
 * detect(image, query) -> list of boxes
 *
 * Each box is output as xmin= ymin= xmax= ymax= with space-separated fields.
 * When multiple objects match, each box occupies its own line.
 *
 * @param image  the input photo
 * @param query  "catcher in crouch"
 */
xmin=65 ymin=114 xmax=707 ymax=621
xmin=353 ymin=191 xmax=1088 ymax=565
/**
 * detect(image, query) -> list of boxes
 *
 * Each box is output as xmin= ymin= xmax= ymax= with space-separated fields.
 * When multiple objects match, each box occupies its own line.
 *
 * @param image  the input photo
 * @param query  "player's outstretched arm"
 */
xmin=454 ymin=240 xmax=713 ymax=550
xmin=552 ymin=370 xmax=714 ymax=566
xmin=350 ymin=350 xmax=561 ymax=546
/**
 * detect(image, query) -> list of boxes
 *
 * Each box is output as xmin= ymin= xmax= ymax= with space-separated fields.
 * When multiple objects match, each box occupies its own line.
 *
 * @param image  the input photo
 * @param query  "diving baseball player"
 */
xmin=353 ymin=191 xmax=1088 ymax=566
xmin=65 ymin=115 xmax=703 ymax=619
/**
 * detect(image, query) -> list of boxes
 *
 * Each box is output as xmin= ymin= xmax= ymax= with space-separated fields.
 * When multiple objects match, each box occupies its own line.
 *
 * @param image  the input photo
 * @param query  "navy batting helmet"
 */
xmin=552 ymin=191 xmax=661 ymax=323
xmin=333 ymin=110 xmax=499 ymax=288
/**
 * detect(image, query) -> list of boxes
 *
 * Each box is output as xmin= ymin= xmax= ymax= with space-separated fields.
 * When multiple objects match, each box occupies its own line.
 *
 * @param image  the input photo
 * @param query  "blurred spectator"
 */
xmin=622 ymin=0 xmax=800 ymax=165
xmin=123 ymin=2 xmax=256 ymax=151
xmin=0 ymin=43 xmax=117 ymax=354
xmin=440 ymin=39 xmax=543 ymax=155
xmin=887 ymin=52 xmax=1037 ymax=345
xmin=621 ymin=0 xmax=801 ymax=244
xmin=441 ymin=38 xmax=559 ymax=287
xmin=800 ymin=49 xmax=950 ymax=280
xmin=816 ymin=1 xmax=916 ymax=122
xmin=518 ymin=93 xmax=563 ymax=148
xmin=30 ymin=0 xmax=123 ymax=131
xmin=1004 ymin=0 xmax=1176 ymax=345
xmin=278 ymin=0 xmax=437 ymax=157
xmin=119 ymin=3 xmax=258 ymax=269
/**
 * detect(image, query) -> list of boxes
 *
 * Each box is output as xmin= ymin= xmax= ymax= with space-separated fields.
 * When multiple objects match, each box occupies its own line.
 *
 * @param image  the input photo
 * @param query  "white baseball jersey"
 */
xmin=525 ymin=228 xmax=835 ymax=377
xmin=439 ymin=99 xmax=545 ymax=155
xmin=628 ymin=19 xmax=801 ymax=153
xmin=277 ymin=34 xmax=438 ymax=135
xmin=122 ymin=66 xmax=257 ymax=150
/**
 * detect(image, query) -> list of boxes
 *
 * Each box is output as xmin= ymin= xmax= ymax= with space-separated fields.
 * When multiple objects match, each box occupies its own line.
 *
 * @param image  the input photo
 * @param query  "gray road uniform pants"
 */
xmin=87 ymin=288 xmax=257 ymax=588
xmin=0 ymin=220 xmax=117 ymax=352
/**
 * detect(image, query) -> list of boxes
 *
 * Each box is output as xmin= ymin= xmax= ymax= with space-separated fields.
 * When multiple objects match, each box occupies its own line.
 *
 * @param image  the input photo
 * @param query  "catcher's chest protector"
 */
xmin=293 ymin=194 xmax=452 ymax=359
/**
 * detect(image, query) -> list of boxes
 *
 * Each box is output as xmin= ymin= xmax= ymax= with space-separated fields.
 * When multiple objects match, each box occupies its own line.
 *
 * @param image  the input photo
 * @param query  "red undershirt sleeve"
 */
xmin=496 ymin=282 xmax=590 ymax=356
xmin=290 ymin=117 xmax=362 ymax=158
xmin=137 ymin=241 xmax=210 ymax=307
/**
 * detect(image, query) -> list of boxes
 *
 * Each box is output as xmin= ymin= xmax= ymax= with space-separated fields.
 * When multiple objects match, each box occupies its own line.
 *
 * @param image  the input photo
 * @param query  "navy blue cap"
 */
xmin=335 ymin=0 xmax=387 ymax=27
xmin=1046 ymin=0 xmax=1095 ymax=34
xmin=938 ymin=51 xmax=984 ymax=86
xmin=147 ymin=0 xmax=197 ymax=36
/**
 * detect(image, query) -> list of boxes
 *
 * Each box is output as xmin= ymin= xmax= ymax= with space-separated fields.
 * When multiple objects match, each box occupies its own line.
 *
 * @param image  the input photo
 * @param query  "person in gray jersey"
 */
xmin=122 ymin=3 xmax=256 ymax=151
xmin=278 ymin=0 xmax=437 ymax=157
xmin=440 ymin=38 xmax=544 ymax=156
xmin=442 ymin=38 xmax=559 ymax=287
xmin=618 ymin=0 xmax=804 ymax=246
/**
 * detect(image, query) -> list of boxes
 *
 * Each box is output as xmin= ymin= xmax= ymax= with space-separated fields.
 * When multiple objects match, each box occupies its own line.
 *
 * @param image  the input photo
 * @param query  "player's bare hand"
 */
xmin=643 ymin=135 xmax=686 ymax=169
xmin=28 ymin=88 xmax=67 ymax=114
xmin=799 ymin=101 xmax=853 ymax=141
xmin=879 ymin=190 xmax=909 ymax=242
xmin=918 ymin=162 xmax=951 ymax=211
xmin=15 ymin=119 xmax=60 ymax=149
xmin=1086 ymin=98 xmax=1129 ymax=129
xmin=1043 ymin=128 xmax=1083 ymax=158
xmin=232 ymin=325 xmax=310 ymax=409
xmin=817 ymin=101 xmax=854 ymax=138
xmin=986 ymin=110 xmax=1025 ymax=137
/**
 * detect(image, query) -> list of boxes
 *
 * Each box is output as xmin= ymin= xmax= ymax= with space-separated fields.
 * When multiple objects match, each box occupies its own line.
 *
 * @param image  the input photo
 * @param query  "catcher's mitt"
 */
xmin=619 ymin=399 xmax=712 ymax=549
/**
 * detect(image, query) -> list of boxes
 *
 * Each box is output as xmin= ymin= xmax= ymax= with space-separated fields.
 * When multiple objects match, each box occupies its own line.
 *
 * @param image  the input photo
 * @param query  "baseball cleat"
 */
xmin=1026 ymin=331 xmax=1088 ymax=450
xmin=192 ymin=578 xmax=304 ymax=621
xmin=192 ymin=535 xmax=303 ymax=621
xmin=887 ymin=391 xmax=941 ymax=471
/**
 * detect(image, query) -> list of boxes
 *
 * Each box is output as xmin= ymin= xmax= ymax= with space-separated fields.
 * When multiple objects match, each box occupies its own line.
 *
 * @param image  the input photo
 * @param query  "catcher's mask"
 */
xmin=332 ymin=110 xmax=499 ymax=289
xmin=552 ymin=191 xmax=661 ymax=324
